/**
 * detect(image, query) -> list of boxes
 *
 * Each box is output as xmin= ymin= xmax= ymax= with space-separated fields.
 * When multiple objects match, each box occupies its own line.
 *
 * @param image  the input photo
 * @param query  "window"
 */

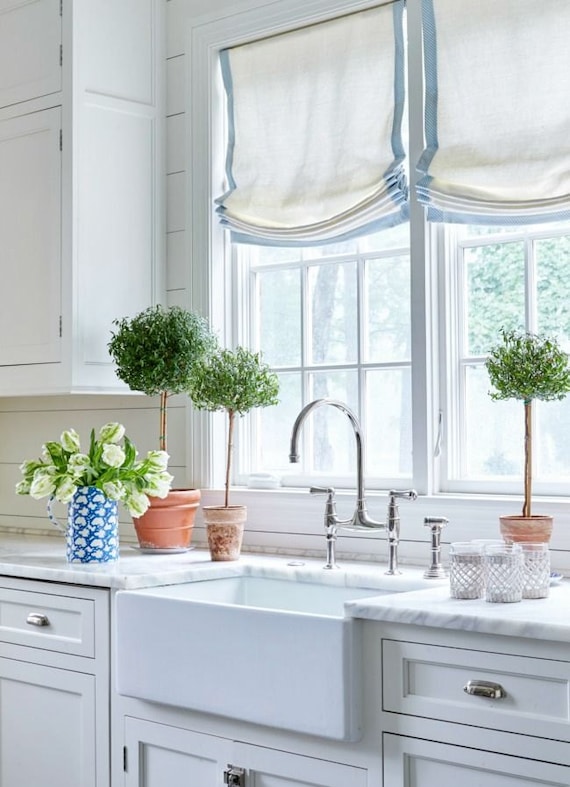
xmin=233 ymin=224 xmax=412 ymax=489
xmin=442 ymin=221 xmax=570 ymax=495
xmin=188 ymin=0 xmax=570 ymax=531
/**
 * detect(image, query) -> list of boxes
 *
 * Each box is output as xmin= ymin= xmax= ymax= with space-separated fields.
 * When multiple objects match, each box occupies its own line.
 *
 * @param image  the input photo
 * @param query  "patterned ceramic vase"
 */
xmin=48 ymin=486 xmax=119 ymax=563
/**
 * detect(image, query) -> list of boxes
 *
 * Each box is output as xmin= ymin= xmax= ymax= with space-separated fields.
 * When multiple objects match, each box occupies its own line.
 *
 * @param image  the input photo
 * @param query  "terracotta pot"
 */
xmin=203 ymin=505 xmax=246 ymax=562
xmin=499 ymin=514 xmax=553 ymax=544
xmin=133 ymin=489 xmax=200 ymax=550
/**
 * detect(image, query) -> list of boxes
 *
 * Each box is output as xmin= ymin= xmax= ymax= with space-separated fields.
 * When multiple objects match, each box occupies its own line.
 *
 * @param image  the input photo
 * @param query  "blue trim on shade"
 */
xmin=391 ymin=0 xmax=406 ymax=164
xmin=216 ymin=5 xmax=410 ymax=246
xmin=226 ymin=204 xmax=410 ymax=248
xmin=426 ymin=207 xmax=570 ymax=226
xmin=416 ymin=0 xmax=439 ymax=178
xmin=219 ymin=48 xmax=237 ymax=192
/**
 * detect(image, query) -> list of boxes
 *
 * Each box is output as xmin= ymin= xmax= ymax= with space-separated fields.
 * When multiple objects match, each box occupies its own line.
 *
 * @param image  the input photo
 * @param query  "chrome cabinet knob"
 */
xmin=26 ymin=612 xmax=50 ymax=627
xmin=463 ymin=679 xmax=506 ymax=699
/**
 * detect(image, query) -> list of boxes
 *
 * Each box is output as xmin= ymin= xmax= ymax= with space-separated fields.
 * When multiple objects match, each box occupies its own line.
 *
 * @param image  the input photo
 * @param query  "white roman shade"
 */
xmin=417 ymin=0 xmax=570 ymax=225
xmin=216 ymin=2 xmax=407 ymax=246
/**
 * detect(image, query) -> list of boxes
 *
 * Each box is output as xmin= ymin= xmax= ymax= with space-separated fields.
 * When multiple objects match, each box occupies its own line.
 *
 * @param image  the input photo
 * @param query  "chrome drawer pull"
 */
xmin=26 ymin=612 xmax=50 ymax=628
xmin=464 ymin=680 xmax=506 ymax=699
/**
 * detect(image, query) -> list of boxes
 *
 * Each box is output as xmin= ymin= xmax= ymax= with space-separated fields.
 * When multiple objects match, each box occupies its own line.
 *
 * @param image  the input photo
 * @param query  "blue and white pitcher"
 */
xmin=47 ymin=486 xmax=119 ymax=563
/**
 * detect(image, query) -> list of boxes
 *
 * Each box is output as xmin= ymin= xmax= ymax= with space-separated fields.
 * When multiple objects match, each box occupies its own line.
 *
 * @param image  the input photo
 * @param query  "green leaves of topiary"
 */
xmin=108 ymin=306 xmax=218 ymax=397
xmin=486 ymin=328 xmax=570 ymax=518
xmin=188 ymin=346 xmax=279 ymax=507
xmin=189 ymin=346 xmax=280 ymax=416
xmin=486 ymin=329 xmax=570 ymax=403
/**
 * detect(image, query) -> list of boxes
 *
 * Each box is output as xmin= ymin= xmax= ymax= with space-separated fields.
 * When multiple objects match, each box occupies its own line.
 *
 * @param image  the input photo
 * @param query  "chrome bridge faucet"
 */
xmin=289 ymin=398 xmax=417 ymax=573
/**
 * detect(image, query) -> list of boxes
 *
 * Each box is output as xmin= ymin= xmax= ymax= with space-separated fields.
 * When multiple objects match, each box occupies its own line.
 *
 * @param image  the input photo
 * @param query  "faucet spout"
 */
xmin=290 ymin=398 xmax=417 ymax=573
xmin=289 ymin=398 xmax=383 ymax=529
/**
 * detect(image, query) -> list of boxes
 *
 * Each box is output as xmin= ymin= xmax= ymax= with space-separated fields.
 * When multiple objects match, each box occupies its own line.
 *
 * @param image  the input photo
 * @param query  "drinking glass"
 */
xmin=449 ymin=542 xmax=484 ymax=599
xmin=521 ymin=543 xmax=550 ymax=599
xmin=483 ymin=543 xmax=523 ymax=603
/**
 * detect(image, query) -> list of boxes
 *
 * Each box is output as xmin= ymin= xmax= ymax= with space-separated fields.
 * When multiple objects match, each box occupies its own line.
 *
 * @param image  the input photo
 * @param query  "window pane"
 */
xmin=465 ymin=241 xmax=525 ymax=356
xmin=463 ymin=364 xmax=522 ymax=477
xmin=309 ymin=370 xmax=359 ymax=475
xmin=308 ymin=262 xmax=357 ymax=365
xmin=257 ymin=372 xmax=302 ymax=472
xmin=257 ymin=268 xmax=301 ymax=366
xmin=359 ymin=223 xmax=409 ymax=252
xmin=365 ymin=368 xmax=412 ymax=476
xmin=302 ymin=238 xmax=358 ymax=260
xmin=536 ymin=397 xmax=570 ymax=478
xmin=536 ymin=234 xmax=570 ymax=349
xmin=254 ymin=245 xmax=300 ymax=265
xmin=364 ymin=255 xmax=410 ymax=363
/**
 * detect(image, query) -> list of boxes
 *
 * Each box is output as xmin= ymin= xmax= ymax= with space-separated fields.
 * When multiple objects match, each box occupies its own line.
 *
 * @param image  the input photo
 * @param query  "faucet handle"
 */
xmin=309 ymin=486 xmax=335 ymax=501
xmin=389 ymin=489 xmax=418 ymax=502
xmin=310 ymin=485 xmax=334 ymax=495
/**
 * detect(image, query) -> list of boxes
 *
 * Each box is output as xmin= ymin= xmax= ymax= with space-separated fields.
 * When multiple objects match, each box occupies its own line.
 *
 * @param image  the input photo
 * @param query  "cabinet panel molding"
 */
xmin=0 ymin=106 xmax=61 ymax=367
xmin=0 ymin=0 xmax=61 ymax=108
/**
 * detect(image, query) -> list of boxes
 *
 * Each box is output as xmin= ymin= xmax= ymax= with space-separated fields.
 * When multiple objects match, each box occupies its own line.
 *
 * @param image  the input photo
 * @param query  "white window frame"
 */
xmin=181 ymin=0 xmax=570 ymax=564
xmin=440 ymin=221 xmax=570 ymax=498
xmin=232 ymin=239 xmax=415 ymax=492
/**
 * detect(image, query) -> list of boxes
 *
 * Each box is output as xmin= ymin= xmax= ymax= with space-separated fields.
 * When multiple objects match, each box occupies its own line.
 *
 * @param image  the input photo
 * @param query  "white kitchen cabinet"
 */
xmin=383 ymin=734 xmax=570 ymax=787
xmin=0 ymin=0 xmax=61 ymax=108
xmin=0 ymin=657 xmax=97 ymax=787
xmin=0 ymin=0 xmax=163 ymax=395
xmin=379 ymin=623 xmax=570 ymax=784
xmin=123 ymin=716 xmax=368 ymax=787
xmin=0 ymin=577 xmax=110 ymax=787
xmin=0 ymin=106 xmax=62 ymax=368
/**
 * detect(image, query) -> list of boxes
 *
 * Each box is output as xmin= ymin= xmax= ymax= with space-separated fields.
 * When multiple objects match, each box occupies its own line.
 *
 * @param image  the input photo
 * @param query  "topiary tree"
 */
xmin=485 ymin=328 xmax=570 ymax=517
xmin=108 ymin=306 xmax=217 ymax=453
xmin=188 ymin=347 xmax=280 ymax=507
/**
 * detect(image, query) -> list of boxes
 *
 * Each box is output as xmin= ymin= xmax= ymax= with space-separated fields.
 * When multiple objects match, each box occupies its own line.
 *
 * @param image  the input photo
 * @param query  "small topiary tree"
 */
xmin=485 ymin=328 xmax=570 ymax=517
xmin=108 ymin=306 xmax=217 ymax=453
xmin=188 ymin=347 xmax=280 ymax=507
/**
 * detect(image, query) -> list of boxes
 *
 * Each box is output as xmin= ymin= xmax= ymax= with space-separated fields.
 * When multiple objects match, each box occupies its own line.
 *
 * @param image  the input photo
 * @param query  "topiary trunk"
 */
xmin=523 ymin=400 xmax=532 ymax=518
xmin=160 ymin=391 xmax=168 ymax=453
xmin=225 ymin=410 xmax=235 ymax=508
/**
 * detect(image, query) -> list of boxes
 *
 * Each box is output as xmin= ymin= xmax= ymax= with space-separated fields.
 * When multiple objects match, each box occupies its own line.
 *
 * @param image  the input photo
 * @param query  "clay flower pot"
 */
xmin=499 ymin=514 xmax=553 ymax=544
xmin=203 ymin=505 xmax=247 ymax=561
xmin=133 ymin=489 xmax=201 ymax=550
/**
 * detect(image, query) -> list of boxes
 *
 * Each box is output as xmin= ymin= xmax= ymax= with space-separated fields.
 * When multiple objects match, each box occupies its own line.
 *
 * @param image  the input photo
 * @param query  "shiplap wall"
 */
xmin=0 ymin=394 xmax=188 ymax=540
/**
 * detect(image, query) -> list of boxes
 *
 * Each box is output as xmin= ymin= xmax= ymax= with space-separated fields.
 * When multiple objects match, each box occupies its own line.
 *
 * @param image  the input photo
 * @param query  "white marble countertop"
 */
xmin=1 ymin=533 xmax=569 ymax=643
xmin=0 ymin=533 xmax=442 ymax=591
xmin=345 ymin=580 xmax=570 ymax=643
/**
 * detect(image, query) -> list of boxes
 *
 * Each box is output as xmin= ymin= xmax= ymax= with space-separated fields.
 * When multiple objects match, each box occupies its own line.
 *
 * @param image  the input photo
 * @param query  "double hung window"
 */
xmin=199 ymin=0 xmax=570 ymax=505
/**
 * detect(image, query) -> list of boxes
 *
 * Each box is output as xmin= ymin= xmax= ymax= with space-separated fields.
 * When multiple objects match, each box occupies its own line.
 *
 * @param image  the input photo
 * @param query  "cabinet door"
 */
xmin=0 ymin=657 xmax=97 ymax=787
xmin=383 ymin=734 xmax=569 ymax=787
xmin=234 ymin=741 xmax=368 ymax=787
xmin=0 ymin=106 xmax=61 ymax=366
xmin=124 ymin=717 xmax=367 ymax=787
xmin=0 ymin=0 xmax=61 ymax=108
xmin=124 ymin=718 xmax=232 ymax=787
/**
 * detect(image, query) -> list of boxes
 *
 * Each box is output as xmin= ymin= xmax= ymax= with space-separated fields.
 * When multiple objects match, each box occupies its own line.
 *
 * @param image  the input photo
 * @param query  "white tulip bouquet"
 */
xmin=16 ymin=422 xmax=173 ymax=516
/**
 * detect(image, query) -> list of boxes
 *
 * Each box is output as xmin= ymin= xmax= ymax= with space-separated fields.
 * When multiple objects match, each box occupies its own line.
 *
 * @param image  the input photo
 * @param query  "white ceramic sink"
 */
xmin=115 ymin=574 xmax=406 ymax=741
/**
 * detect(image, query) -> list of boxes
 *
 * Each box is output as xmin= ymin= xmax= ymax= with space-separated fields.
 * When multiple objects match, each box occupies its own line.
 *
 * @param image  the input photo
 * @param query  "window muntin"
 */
xmin=234 ymin=224 xmax=412 ymax=488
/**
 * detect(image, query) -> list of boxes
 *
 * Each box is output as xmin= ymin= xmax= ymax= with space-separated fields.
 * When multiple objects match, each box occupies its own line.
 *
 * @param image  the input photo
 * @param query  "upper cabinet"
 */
xmin=0 ymin=0 xmax=62 ymax=108
xmin=0 ymin=0 xmax=163 ymax=395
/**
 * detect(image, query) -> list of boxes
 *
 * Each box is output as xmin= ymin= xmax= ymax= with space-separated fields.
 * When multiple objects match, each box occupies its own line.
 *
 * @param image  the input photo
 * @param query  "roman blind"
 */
xmin=418 ymin=0 xmax=570 ymax=225
xmin=216 ymin=2 xmax=407 ymax=246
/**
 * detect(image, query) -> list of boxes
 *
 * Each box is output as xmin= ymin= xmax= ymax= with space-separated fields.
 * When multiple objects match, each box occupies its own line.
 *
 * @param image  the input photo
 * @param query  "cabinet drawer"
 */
xmin=383 ymin=639 xmax=570 ymax=742
xmin=0 ymin=587 xmax=94 ymax=657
